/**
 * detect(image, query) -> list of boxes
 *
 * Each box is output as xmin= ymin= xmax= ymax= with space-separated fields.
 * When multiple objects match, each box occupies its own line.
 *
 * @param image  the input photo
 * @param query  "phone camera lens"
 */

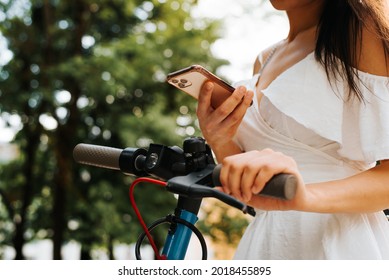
xmin=171 ymin=79 xmax=179 ymax=84
xmin=178 ymin=83 xmax=186 ymax=88
xmin=180 ymin=79 xmax=188 ymax=83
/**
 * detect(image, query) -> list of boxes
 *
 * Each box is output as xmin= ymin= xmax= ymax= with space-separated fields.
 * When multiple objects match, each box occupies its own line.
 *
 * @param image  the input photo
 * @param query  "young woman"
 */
xmin=196 ymin=0 xmax=389 ymax=259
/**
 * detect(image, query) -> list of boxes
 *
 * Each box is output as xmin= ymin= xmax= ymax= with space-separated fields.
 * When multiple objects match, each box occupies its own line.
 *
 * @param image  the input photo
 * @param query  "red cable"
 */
xmin=129 ymin=177 xmax=167 ymax=260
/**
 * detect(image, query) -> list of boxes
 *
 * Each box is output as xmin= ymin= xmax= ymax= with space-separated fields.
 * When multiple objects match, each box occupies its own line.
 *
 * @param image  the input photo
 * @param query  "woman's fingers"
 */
xmin=197 ymin=81 xmax=214 ymax=117
xmin=221 ymin=89 xmax=254 ymax=127
xmin=240 ymin=163 xmax=258 ymax=202
xmin=197 ymin=82 xmax=253 ymax=146
xmin=213 ymin=86 xmax=251 ymax=124
xmin=219 ymin=149 xmax=300 ymax=203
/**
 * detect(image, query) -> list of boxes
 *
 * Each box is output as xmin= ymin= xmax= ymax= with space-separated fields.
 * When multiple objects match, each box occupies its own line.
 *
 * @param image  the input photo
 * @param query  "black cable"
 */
xmin=135 ymin=215 xmax=208 ymax=260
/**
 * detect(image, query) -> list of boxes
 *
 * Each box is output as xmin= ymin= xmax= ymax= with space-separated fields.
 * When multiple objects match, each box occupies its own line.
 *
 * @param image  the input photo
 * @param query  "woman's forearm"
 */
xmin=306 ymin=160 xmax=389 ymax=213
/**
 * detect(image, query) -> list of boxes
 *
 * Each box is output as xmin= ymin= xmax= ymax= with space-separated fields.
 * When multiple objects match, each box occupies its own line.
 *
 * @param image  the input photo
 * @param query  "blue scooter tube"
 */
xmin=161 ymin=210 xmax=198 ymax=260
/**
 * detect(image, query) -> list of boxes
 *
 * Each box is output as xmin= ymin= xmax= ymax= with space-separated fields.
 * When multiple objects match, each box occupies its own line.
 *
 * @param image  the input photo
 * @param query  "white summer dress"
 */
xmin=232 ymin=52 xmax=389 ymax=259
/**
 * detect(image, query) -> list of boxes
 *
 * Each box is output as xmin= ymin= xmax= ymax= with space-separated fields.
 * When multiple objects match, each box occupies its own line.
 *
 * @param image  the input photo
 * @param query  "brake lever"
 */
xmin=166 ymin=180 xmax=256 ymax=217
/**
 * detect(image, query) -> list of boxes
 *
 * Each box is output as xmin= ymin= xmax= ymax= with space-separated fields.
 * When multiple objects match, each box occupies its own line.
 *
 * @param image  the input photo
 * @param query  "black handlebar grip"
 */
xmin=212 ymin=164 xmax=297 ymax=200
xmin=73 ymin=143 xmax=122 ymax=170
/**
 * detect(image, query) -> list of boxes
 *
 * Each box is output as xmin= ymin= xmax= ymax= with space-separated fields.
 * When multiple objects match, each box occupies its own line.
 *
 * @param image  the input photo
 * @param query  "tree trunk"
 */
xmin=108 ymin=235 xmax=115 ymax=260
xmin=12 ymin=124 xmax=40 ymax=260
xmin=49 ymin=0 xmax=86 ymax=260
xmin=80 ymin=244 xmax=92 ymax=260
xmin=52 ymin=166 xmax=66 ymax=260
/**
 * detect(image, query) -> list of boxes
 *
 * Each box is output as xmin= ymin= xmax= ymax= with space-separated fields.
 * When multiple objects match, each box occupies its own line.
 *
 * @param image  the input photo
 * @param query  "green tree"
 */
xmin=0 ymin=0 xmax=227 ymax=259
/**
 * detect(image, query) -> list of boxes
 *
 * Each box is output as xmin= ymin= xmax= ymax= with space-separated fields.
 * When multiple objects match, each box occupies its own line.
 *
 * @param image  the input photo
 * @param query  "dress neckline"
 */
xmin=255 ymin=51 xmax=315 ymax=92
xmin=256 ymin=48 xmax=388 ymax=90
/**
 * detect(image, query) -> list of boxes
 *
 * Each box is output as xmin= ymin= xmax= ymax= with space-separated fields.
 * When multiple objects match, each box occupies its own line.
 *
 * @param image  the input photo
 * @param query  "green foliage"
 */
xmin=197 ymin=201 xmax=250 ymax=254
xmin=0 ymin=0 xmax=228 ymax=259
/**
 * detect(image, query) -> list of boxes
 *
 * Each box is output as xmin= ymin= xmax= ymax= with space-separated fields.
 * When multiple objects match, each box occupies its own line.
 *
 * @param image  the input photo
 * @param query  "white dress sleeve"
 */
xmin=260 ymin=53 xmax=389 ymax=164
xmin=341 ymin=72 xmax=389 ymax=163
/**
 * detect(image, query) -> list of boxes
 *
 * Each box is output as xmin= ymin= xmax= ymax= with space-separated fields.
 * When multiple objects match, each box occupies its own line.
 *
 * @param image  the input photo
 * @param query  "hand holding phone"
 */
xmin=166 ymin=65 xmax=235 ymax=109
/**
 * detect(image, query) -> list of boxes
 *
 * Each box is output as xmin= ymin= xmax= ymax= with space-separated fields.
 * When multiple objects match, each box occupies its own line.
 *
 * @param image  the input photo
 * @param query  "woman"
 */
xmin=196 ymin=0 xmax=389 ymax=259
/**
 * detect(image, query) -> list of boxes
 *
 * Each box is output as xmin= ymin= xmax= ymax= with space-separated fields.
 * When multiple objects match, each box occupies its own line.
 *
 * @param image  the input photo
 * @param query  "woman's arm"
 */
xmin=300 ymin=18 xmax=389 ymax=213
xmin=306 ymin=160 xmax=389 ymax=213
xmin=219 ymin=151 xmax=389 ymax=213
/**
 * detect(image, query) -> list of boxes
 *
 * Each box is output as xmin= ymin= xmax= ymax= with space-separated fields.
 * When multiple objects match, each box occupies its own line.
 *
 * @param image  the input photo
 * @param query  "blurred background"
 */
xmin=0 ymin=0 xmax=286 ymax=260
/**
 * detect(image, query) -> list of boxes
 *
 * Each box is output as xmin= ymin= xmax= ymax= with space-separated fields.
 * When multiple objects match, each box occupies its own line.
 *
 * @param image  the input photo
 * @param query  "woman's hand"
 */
xmin=196 ymin=81 xmax=254 ymax=149
xmin=218 ymin=149 xmax=310 ymax=211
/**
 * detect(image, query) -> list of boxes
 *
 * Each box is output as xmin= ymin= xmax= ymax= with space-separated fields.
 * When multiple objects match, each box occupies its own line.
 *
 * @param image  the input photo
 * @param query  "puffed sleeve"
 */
xmin=260 ymin=53 xmax=389 ymax=164
xmin=339 ymin=73 xmax=389 ymax=163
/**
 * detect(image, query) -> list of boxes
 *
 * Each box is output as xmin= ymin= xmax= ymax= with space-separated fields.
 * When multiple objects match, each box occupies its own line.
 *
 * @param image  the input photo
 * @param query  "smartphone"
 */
xmin=166 ymin=65 xmax=235 ymax=109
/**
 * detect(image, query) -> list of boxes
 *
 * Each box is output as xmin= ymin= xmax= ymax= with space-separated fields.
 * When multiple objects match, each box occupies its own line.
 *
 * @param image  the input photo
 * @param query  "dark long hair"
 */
xmin=315 ymin=0 xmax=389 ymax=101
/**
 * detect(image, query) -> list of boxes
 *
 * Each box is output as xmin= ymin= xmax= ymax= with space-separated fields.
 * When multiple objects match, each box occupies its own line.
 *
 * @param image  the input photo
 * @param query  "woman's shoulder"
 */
xmin=357 ymin=22 xmax=389 ymax=77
